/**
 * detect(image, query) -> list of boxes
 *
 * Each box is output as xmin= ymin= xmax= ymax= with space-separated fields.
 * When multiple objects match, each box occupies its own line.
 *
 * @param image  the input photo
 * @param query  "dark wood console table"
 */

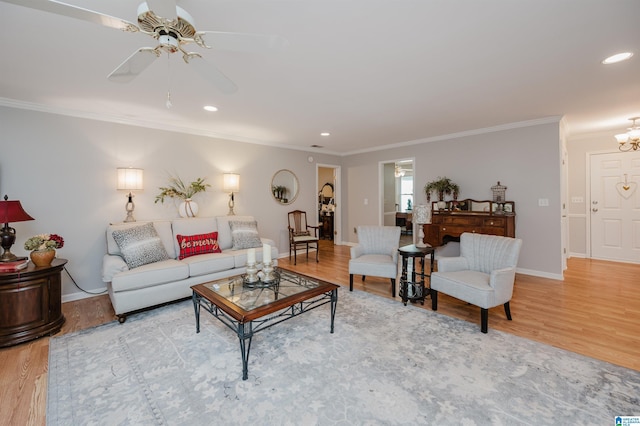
xmin=422 ymin=199 xmax=515 ymax=247
xmin=0 ymin=258 xmax=67 ymax=347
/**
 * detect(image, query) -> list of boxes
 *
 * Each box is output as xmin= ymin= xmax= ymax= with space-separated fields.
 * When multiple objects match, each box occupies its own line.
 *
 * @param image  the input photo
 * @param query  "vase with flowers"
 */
xmin=155 ymin=175 xmax=210 ymax=217
xmin=24 ymin=233 xmax=64 ymax=266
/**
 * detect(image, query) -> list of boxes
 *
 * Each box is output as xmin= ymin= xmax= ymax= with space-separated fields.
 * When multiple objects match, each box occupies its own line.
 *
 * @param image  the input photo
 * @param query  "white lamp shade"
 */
xmin=615 ymin=134 xmax=629 ymax=143
xmin=117 ymin=168 xmax=144 ymax=190
xmin=223 ymin=173 xmax=240 ymax=192
xmin=414 ymin=204 xmax=429 ymax=224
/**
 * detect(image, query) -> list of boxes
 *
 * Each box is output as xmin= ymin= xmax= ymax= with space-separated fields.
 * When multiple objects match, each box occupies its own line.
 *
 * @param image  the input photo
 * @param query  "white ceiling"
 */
xmin=1 ymin=0 xmax=639 ymax=155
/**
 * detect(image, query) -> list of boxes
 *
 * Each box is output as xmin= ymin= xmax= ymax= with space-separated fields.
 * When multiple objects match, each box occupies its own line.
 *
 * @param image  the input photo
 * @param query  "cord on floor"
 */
xmin=64 ymin=266 xmax=107 ymax=295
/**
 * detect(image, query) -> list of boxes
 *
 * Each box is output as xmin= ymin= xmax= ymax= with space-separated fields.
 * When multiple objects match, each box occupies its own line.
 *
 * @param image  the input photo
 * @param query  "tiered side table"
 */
xmin=0 ymin=258 xmax=67 ymax=347
xmin=398 ymin=245 xmax=434 ymax=305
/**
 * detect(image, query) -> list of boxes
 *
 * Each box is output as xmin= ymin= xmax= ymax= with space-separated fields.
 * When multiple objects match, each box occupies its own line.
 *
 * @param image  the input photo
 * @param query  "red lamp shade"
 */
xmin=1 ymin=195 xmax=35 ymax=262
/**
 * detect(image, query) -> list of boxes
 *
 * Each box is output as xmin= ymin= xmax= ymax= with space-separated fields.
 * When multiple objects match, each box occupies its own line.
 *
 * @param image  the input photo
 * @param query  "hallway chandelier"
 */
xmin=615 ymin=117 xmax=640 ymax=152
xmin=394 ymin=165 xmax=405 ymax=177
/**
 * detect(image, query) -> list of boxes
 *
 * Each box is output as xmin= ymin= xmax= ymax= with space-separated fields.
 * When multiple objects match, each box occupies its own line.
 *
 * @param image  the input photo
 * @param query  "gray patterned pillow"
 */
xmin=112 ymin=223 xmax=170 ymax=269
xmin=229 ymin=220 xmax=263 ymax=250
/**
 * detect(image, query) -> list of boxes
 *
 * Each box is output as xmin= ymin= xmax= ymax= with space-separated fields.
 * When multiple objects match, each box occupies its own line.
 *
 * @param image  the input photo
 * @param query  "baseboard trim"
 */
xmin=62 ymin=288 xmax=108 ymax=303
xmin=516 ymin=267 xmax=563 ymax=281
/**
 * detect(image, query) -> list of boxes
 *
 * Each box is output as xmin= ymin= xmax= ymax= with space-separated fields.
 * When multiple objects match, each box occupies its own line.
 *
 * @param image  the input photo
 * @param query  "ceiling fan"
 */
xmin=2 ymin=0 xmax=288 ymax=94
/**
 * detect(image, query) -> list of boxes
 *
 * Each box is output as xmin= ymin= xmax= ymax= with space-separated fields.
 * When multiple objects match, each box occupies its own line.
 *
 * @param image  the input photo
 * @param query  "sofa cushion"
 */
xmin=107 ymin=221 xmax=175 ymax=259
xmin=176 ymin=232 xmax=222 ymax=260
xmin=110 ymin=259 xmax=189 ymax=292
xmin=215 ymin=215 xmax=254 ymax=250
xmin=111 ymin=223 xmax=170 ymax=269
xmin=171 ymin=217 xmax=218 ymax=256
xmin=229 ymin=220 xmax=263 ymax=250
xmin=182 ymin=252 xmax=236 ymax=277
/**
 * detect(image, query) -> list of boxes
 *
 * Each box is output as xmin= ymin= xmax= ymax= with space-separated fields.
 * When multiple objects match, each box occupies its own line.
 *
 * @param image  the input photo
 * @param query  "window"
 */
xmin=399 ymin=175 xmax=413 ymax=212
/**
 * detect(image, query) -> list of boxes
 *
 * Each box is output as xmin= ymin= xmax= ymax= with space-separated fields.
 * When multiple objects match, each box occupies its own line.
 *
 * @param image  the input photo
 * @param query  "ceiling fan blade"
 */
xmin=1 ymin=0 xmax=138 ymax=32
xmin=108 ymin=48 xmax=160 ymax=83
xmin=144 ymin=0 xmax=178 ymax=20
xmin=196 ymin=31 xmax=289 ymax=53
xmin=189 ymin=56 xmax=238 ymax=94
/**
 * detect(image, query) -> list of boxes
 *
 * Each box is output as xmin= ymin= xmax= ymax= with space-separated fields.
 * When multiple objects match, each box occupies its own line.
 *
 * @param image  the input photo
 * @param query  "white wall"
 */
xmin=0 ymin=106 xmax=340 ymax=299
xmin=342 ymin=121 xmax=564 ymax=278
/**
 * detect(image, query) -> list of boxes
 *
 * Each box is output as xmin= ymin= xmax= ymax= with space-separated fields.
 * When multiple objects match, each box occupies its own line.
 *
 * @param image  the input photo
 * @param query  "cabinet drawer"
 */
xmin=440 ymin=216 xmax=481 ymax=226
xmin=439 ymin=226 xmax=476 ymax=237
xmin=483 ymin=218 xmax=505 ymax=227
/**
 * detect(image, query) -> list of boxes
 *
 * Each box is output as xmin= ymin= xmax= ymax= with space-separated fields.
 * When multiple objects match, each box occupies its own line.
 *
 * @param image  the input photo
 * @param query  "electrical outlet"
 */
xmin=538 ymin=198 xmax=549 ymax=207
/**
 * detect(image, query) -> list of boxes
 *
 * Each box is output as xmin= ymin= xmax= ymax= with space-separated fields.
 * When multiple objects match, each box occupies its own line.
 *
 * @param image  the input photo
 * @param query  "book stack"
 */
xmin=0 ymin=257 xmax=29 ymax=272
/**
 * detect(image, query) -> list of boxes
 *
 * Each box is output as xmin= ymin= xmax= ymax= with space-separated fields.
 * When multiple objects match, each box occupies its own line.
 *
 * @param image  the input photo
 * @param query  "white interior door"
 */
xmin=589 ymin=152 xmax=640 ymax=263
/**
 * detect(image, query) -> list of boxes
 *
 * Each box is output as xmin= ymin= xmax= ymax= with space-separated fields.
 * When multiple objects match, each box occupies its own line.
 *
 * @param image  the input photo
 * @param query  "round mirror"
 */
xmin=271 ymin=169 xmax=299 ymax=204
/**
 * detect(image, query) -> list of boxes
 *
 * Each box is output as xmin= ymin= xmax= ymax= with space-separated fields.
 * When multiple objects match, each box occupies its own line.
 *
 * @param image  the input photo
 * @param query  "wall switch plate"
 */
xmin=571 ymin=196 xmax=584 ymax=203
xmin=538 ymin=198 xmax=549 ymax=207
xmin=364 ymin=198 xmax=368 ymax=205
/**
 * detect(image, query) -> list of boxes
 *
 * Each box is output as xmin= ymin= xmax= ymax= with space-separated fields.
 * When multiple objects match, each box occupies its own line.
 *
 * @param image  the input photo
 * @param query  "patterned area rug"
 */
xmin=48 ymin=289 xmax=639 ymax=425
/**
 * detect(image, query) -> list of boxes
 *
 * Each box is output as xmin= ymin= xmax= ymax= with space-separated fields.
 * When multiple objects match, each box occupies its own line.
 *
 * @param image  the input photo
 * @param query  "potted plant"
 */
xmin=424 ymin=176 xmax=459 ymax=209
xmin=24 ymin=233 xmax=64 ymax=266
xmin=155 ymin=175 xmax=210 ymax=217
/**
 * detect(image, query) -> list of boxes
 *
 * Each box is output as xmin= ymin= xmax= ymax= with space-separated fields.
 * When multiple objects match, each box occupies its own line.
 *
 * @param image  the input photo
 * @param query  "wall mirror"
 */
xmin=271 ymin=169 xmax=299 ymax=204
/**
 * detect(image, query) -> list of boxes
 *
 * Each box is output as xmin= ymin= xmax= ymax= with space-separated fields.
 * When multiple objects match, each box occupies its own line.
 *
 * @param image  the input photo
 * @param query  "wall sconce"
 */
xmin=223 ymin=173 xmax=240 ymax=216
xmin=117 ymin=167 xmax=144 ymax=222
xmin=0 ymin=195 xmax=35 ymax=262
xmin=413 ymin=204 xmax=430 ymax=248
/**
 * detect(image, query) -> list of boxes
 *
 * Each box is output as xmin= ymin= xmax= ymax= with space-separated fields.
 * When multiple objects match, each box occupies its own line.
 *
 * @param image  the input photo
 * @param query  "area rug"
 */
xmin=47 ymin=289 xmax=639 ymax=425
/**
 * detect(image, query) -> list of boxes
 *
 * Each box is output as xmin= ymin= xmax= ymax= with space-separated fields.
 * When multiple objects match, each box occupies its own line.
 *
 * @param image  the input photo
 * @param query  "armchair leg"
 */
xmin=390 ymin=278 xmax=396 ymax=298
xmin=349 ymin=274 xmax=354 ymax=291
xmin=315 ymin=242 xmax=319 ymax=263
xmin=431 ymin=290 xmax=438 ymax=310
xmin=481 ymin=308 xmax=488 ymax=333
xmin=504 ymin=302 xmax=512 ymax=320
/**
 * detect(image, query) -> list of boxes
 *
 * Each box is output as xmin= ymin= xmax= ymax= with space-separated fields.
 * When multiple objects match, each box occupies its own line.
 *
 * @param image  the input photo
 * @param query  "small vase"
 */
xmin=178 ymin=199 xmax=199 ymax=218
xmin=30 ymin=249 xmax=56 ymax=267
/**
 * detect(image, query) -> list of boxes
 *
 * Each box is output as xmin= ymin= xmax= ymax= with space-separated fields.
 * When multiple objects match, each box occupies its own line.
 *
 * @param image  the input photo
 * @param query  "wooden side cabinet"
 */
xmin=0 ymin=258 xmax=67 ymax=347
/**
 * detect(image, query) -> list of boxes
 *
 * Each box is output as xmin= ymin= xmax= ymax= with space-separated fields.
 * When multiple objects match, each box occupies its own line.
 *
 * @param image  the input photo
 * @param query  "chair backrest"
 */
xmin=288 ymin=210 xmax=310 ymax=237
xmin=460 ymin=232 xmax=522 ymax=273
xmin=355 ymin=225 xmax=401 ymax=255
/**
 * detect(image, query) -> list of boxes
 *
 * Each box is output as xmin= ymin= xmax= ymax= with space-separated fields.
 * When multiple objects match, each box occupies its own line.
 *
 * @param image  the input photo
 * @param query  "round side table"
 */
xmin=398 ymin=244 xmax=434 ymax=305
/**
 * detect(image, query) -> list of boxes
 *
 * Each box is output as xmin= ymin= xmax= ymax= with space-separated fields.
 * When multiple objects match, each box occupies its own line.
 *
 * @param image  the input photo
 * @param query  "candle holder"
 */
xmin=244 ymin=262 xmax=259 ymax=283
xmin=262 ymin=260 xmax=278 ymax=283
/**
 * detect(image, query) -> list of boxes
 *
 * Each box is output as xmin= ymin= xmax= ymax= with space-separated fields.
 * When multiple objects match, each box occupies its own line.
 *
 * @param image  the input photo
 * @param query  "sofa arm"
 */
xmin=436 ymin=256 xmax=469 ymax=272
xmin=350 ymin=244 xmax=363 ymax=259
xmin=102 ymin=254 xmax=129 ymax=283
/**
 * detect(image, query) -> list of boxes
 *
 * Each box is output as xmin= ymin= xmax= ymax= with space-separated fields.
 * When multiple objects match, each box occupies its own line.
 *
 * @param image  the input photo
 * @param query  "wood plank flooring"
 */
xmin=1 ymin=240 xmax=638 ymax=425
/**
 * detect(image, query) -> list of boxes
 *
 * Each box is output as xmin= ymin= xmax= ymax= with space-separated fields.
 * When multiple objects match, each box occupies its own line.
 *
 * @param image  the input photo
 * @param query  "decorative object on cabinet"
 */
xmin=413 ymin=204 xmax=430 ymax=248
xmin=424 ymin=177 xmax=459 ymax=210
xmin=272 ymin=170 xmax=299 ymax=205
xmin=349 ymin=225 xmax=401 ymax=297
xmin=116 ymin=167 xmax=144 ymax=222
xmin=155 ymin=175 xmax=210 ymax=218
xmin=288 ymin=210 xmax=319 ymax=265
xmin=0 ymin=195 xmax=35 ymax=262
xmin=0 ymin=258 xmax=67 ymax=347
xmin=24 ymin=233 xmax=64 ymax=266
xmin=430 ymin=233 xmax=522 ymax=333
xmin=614 ymin=117 xmax=640 ymax=152
xmin=422 ymin=199 xmax=515 ymax=247
xmin=223 ymin=173 xmax=240 ymax=215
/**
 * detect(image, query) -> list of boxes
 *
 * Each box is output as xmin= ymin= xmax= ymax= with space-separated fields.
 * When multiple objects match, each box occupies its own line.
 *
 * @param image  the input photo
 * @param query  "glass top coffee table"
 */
xmin=191 ymin=267 xmax=339 ymax=380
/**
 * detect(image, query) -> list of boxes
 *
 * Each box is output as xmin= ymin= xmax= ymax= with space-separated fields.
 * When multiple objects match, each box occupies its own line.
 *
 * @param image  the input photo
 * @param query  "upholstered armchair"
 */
xmin=349 ymin=225 xmax=401 ymax=297
xmin=430 ymin=232 xmax=522 ymax=333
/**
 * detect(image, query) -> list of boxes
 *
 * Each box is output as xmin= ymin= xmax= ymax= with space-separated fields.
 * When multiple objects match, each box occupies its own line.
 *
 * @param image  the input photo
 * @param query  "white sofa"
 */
xmin=102 ymin=215 xmax=278 ymax=322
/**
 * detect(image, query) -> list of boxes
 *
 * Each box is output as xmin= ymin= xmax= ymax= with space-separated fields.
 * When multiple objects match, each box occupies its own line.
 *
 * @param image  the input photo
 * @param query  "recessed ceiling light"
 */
xmin=203 ymin=105 xmax=218 ymax=112
xmin=320 ymin=132 xmax=330 ymax=136
xmin=601 ymin=52 xmax=633 ymax=65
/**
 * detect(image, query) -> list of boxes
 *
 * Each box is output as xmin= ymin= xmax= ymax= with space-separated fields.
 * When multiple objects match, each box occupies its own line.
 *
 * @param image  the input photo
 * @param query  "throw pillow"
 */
xmin=111 ymin=222 xmax=170 ymax=269
xmin=229 ymin=220 xmax=263 ymax=250
xmin=176 ymin=232 xmax=221 ymax=260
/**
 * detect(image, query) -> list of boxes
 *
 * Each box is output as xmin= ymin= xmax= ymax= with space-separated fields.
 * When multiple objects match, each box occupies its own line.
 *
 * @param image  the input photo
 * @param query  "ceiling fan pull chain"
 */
xmin=165 ymin=52 xmax=173 ymax=109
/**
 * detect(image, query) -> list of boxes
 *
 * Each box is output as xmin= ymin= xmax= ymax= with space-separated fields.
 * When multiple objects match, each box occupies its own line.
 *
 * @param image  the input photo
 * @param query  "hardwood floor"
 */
xmin=1 ymin=241 xmax=638 ymax=425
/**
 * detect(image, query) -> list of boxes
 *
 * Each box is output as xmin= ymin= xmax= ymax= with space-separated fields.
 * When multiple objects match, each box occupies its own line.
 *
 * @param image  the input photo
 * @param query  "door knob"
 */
xmin=592 ymin=208 xmax=598 ymax=212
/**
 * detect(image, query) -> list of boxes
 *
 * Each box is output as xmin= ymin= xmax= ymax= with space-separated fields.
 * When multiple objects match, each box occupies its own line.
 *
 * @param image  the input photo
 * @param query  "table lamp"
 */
xmin=117 ymin=167 xmax=144 ymax=222
xmin=223 ymin=173 xmax=240 ymax=216
xmin=0 ymin=195 xmax=35 ymax=262
xmin=413 ymin=204 xmax=429 ymax=248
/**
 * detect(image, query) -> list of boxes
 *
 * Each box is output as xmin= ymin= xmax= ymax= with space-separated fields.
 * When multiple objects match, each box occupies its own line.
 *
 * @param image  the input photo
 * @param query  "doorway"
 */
xmin=317 ymin=164 xmax=341 ymax=244
xmin=588 ymin=151 xmax=640 ymax=263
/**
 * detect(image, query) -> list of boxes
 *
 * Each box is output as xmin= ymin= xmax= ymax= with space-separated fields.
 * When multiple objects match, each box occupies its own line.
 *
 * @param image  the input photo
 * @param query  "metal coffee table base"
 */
xmin=192 ymin=289 xmax=338 ymax=380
